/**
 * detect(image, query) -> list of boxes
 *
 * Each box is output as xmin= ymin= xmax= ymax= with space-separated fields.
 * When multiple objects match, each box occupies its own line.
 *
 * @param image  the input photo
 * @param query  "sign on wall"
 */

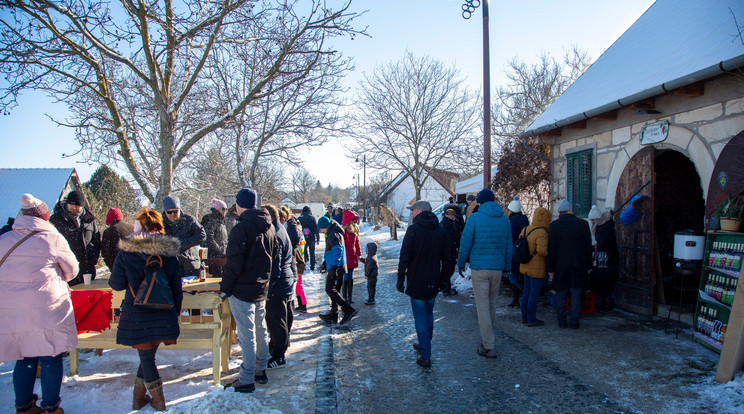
xmin=640 ymin=120 xmax=669 ymax=145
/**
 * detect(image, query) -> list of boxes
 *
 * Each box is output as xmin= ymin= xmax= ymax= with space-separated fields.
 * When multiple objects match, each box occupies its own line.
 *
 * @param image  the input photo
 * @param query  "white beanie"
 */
xmin=588 ymin=205 xmax=602 ymax=219
xmin=20 ymin=193 xmax=51 ymax=220
xmin=507 ymin=196 xmax=522 ymax=213
xmin=557 ymin=199 xmax=572 ymax=213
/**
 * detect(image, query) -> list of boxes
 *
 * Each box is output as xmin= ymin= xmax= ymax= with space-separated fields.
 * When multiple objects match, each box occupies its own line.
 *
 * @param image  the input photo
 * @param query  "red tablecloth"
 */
xmin=71 ymin=290 xmax=113 ymax=334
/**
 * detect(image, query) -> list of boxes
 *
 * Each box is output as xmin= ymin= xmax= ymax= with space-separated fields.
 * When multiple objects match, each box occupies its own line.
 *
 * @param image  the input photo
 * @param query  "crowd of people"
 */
xmin=0 ymin=184 xmax=618 ymax=411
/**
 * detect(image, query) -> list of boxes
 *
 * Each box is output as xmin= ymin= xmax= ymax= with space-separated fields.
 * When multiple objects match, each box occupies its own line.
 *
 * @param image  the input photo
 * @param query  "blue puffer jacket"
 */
xmin=457 ymin=201 xmax=513 ymax=271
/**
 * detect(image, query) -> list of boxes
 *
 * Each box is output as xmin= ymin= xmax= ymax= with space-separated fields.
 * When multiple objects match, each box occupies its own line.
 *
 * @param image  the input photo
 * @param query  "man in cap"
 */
xmin=506 ymin=196 xmax=530 ymax=308
xmin=457 ymin=189 xmax=512 ymax=358
xmin=221 ymin=188 xmax=278 ymax=393
xmin=547 ymin=200 xmax=593 ymax=329
xmin=397 ymin=200 xmax=449 ymax=367
xmin=162 ymin=195 xmax=206 ymax=278
xmin=101 ymin=207 xmax=134 ymax=270
xmin=439 ymin=205 xmax=462 ymax=296
xmin=50 ymin=190 xmax=102 ymax=285
xmin=298 ymin=206 xmax=319 ymax=271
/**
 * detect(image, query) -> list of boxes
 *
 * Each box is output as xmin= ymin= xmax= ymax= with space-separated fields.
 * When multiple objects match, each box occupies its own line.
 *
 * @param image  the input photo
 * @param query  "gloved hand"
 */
xmin=329 ymin=265 xmax=339 ymax=277
xmin=458 ymin=269 xmax=465 ymax=278
xmin=396 ymin=280 xmax=405 ymax=293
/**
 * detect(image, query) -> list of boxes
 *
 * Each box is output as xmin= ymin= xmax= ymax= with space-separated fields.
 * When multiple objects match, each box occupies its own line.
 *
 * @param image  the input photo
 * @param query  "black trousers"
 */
xmin=136 ymin=345 xmax=160 ymax=382
xmin=304 ymin=241 xmax=316 ymax=270
xmin=325 ymin=266 xmax=348 ymax=312
xmin=266 ymin=294 xmax=293 ymax=359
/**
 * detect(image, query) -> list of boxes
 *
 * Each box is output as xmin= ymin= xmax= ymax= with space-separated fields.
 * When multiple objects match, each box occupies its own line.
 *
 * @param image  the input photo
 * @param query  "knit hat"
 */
xmin=302 ymin=206 xmax=311 ymax=213
xmin=162 ymin=195 xmax=180 ymax=211
xmin=65 ymin=190 xmax=85 ymax=206
xmin=105 ymin=207 xmax=123 ymax=225
xmin=476 ymin=189 xmax=495 ymax=204
xmin=507 ymin=196 xmax=522 ymax=213
xmin=588 ymin=205 xmax=602 ymax=220
xmin=235 ymin=188 xmax=257 ymax=209
xmin=212 ymin=198 xmax=227 ymax=210
xmin=557 ymin=200 xmax=572 ymax=213
xmin=20 ymin=193 xmax=50 ymax=221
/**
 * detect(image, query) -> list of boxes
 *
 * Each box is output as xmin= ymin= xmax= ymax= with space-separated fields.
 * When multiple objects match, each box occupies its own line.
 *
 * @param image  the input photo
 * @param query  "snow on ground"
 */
xmin=2 ymin=220 xmax=744 ymax=412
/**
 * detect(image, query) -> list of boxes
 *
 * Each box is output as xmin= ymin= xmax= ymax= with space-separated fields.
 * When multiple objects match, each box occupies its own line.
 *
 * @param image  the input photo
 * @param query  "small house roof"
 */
xmin=523 ymin=0 xmax=744 ymax=137
xmin=0 ymin=168 xmax=80 ymax=222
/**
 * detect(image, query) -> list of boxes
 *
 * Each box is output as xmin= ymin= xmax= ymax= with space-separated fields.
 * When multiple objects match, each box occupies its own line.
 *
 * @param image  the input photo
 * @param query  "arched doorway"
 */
xmin=614 ymin=147 xmax=705 ymax=315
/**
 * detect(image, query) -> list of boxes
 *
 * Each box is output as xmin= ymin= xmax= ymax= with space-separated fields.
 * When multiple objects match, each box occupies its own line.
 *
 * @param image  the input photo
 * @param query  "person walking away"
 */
xmin=457 ymin=189 xmax=512 ymax=358
xmin=440 ymin=206 xmax=462 ymax=296
xmin=397 ymin=201 xmax=449 ymax=367
xmin=201 ymin=198 xmax=228 ymax=277
xmin=108 ymin=207 xmax=182 ymax=411
xmin=279 ymin=206 xmax=307 ymax=313
xmin=101 ymin=207 xmax=134 ymax=270
xmin=220 ymin=188 xmax=278 ymax=393
xmin=360 ymin=242 xmax=379 ymax=305
xmin=298 ymin=206 xmax=319 ymax=271
xmin=50 ymin=190 xmax=101 ymax=286
xmin=1 ymin=194 xmax=78 ymax=414
xmin=588 ymin=207 xmax=619 ymax=312
xmin=318 ymin=217 xmax=357 ymax=325
xmin=162 ymin=195 xmax=206 ymax=278
xmin=332 ymin=207 xmax=344 ymax=225
xmin=263 ymin=205 xmax=294 ymax=371
xmin=316 ymin=204 xmax=334 ymax=274
xmin=342 ymin=210 xmax=361 ymax=304
xmin=547 ymin=200 xmax=593 ymax=329
xmin=225 ymin=203 xmax=240 ymax=236
xmin=518 ymin=207 xmax=551 ymax=327
xmin=507 ymin=196 xmax=530 ymax=308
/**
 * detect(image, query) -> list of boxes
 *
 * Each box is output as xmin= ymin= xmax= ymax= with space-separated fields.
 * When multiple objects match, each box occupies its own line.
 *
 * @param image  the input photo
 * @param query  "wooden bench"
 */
xmin=69 ymin=290 xmax=232 ymax=384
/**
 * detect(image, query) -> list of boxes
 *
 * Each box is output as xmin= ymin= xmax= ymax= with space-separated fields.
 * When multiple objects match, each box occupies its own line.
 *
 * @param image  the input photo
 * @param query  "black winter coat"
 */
xmin=298 ymin=212 xmax=319 ymax=243
xmin=547 ymin=212 xmax=593 ymax=290
xmin=201 ymin=208 xmax=228 ymax=259
xmin=361 ymin=242 xmax=379 ymax=279
xmin=269 ymin=221 xmax=295 ymax=297
xmin=220 ymin=208 xmax=278 ymax=303
xmin=109 ymin=234 xmax=183 ymax=347
xmin=595 ymin=218 xmax=619 ymax=268
xmin=50 ymin=202 xmax=102 ymax=285
xmin=397 ymin=211 xmax=449 ymax=300
xmin=163 ymin=213 xmax=206 ymax=277
xmin=101 ymin=220 xmax=134 ymax=269
xmin=285 ymin=216 xmax=303 ymax=249
xmin=509 ymin=212 xmax=530 ymax=273
xmin=440 ymin=216 xmax=461 ymax=261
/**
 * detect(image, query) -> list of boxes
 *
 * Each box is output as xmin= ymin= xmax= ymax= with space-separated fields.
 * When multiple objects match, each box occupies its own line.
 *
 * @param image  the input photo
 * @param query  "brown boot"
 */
xmin=39 ymin=398 xmax=63 ymax=414
xmin=15 ymin=393 xmax=41 ymax=414
xmin=145 ymin=378 xmax=166 ymax=411
xmin=132 ymin=376 xmax=151 ymax=410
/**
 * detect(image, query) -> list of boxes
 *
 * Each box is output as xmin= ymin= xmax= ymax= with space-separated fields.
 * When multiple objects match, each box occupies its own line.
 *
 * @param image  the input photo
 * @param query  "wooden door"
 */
xmin=614 ymin=146 xmax=655 ymax=316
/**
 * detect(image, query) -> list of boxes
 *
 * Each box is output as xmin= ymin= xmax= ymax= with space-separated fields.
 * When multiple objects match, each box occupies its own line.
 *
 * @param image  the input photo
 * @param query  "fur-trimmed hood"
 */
xmin=119 ymin=234 xmax=181 ymax=257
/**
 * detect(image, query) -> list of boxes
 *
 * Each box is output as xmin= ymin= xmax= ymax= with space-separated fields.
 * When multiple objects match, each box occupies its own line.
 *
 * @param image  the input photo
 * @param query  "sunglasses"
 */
xmin=165 ymin=210 xmax=179 ymax=215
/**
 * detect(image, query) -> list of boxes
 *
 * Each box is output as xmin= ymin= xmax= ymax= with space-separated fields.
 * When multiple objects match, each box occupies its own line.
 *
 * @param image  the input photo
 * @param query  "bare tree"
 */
xmin=289 ymin=167 xmax=317 ymax=203
xmin=351 ymin=52 xmax=480 ymax=199
xmin=492 ymin=48 xmax=591 ymax=208
xmin=0 ymin=0 xmax=363 ymax=205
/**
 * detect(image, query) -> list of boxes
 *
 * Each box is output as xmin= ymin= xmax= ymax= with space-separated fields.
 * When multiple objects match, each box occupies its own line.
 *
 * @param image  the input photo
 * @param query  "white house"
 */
xmin=378 ymin=169 xmax=458 ymax=222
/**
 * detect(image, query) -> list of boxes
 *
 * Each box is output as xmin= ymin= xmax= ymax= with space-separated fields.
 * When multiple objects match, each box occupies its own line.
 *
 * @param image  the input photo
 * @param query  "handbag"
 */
xmin=128 ymin=255 xmax=174 ymax=310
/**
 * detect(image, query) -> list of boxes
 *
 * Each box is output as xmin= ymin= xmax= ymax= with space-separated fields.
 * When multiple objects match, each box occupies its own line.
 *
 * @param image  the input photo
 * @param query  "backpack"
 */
xmin=128 ymin=255 xmax=174 ymax=311
xmin=514 ymin=227 xmax=540 ymax=265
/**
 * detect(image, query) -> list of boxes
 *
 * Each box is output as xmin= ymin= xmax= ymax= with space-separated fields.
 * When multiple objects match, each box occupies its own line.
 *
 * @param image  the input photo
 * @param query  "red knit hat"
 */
xmin=106 ymin=208 xmax=124 ymax=225
xmin=20 ymin=193 xmax=51 ymax=221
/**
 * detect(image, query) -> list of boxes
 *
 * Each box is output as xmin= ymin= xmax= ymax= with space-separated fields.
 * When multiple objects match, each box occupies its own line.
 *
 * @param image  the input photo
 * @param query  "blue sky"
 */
xmin=0 ymin=0 xmax=655 ymax=187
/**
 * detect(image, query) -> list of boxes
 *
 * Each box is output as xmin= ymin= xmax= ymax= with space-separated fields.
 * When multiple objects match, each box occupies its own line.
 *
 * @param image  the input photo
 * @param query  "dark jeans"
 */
xmin=304 ymin=240 xmax=317 ymax=270
xmin=325 ymin=266 xmax=349 ymax=312
xmin=555 ymin=288 xmax=582 ymax=326
xmin=367 ymin=276 xmax=378 ymax=300
xmin=14 ymin=354 xmax=63 ymax=409
xmin=136 ymin=346 xmax=160 ymax=382
xmin=266 ymin=294 xmax=293 ymax=359
xmin=521 ymin=276 xmax=544 ymax=322
xmin=411 ymin=296 xmax=436 ymax=360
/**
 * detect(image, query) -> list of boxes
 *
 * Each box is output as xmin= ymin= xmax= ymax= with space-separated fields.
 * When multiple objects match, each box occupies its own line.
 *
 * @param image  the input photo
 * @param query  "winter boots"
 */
xmin=15 ymin=394 xmax=41 ymax=414
xmin=342 ymin=279 xmax=354 ymax=304
xmin=145 ymin=378 xmax=166 ymax=411
xmin=132 ymin=377 xmax=151 ymax=410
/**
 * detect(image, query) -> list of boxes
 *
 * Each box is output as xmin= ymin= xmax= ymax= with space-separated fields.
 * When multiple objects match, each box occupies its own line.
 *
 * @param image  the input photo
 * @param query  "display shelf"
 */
xmin=694 ymin=331 xmax=723 ymax=352
xmin=698 ymin=290 xmax=733 ymax=311
xmin=704 ymin=265 xmax=741 ymax=279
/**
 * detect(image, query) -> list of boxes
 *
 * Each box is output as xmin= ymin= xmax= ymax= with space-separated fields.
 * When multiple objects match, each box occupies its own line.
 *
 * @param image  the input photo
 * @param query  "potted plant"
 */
xmin=713 ymin=196 xmax=744 ymax=232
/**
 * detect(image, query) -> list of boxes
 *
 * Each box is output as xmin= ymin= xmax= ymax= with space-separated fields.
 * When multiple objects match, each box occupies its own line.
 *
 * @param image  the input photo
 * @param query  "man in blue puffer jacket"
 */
xmin=457 ymin=189 xmax=513 ymax=359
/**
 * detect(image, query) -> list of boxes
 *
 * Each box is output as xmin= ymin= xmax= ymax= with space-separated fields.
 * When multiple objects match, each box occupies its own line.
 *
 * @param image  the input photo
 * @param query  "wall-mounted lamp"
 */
xmin=635 ymin=104 xmax=661 ymax=115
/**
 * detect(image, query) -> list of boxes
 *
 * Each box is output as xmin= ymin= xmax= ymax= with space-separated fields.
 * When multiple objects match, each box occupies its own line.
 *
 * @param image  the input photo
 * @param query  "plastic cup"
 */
xmin=83 ymin=273 xmax=92 ymax=285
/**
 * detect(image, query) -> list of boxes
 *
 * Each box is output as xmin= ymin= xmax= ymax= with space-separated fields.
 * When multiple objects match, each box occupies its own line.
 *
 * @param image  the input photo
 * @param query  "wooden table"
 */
xmin=182 ymin=277 xmax=222 ymax=292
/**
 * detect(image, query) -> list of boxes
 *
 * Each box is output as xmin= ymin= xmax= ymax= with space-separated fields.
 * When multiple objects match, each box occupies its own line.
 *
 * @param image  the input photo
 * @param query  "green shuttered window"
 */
xmin=566 ymin=149 xmax=592 ymax=217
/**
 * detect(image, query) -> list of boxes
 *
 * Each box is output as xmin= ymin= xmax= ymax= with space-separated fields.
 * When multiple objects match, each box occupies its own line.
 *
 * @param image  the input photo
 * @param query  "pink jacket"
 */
xmin=0 ymin=215 xmax=79 ymax=362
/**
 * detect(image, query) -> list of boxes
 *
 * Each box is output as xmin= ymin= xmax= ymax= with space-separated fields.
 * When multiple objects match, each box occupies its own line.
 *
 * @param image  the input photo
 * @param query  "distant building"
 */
xmin=378 ymin=168 xmax=458 ymax=222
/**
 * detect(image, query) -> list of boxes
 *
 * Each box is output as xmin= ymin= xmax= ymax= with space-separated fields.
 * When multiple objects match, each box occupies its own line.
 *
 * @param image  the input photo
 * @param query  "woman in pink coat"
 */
xmin=0 ymin=194 xmax=79 ymax=414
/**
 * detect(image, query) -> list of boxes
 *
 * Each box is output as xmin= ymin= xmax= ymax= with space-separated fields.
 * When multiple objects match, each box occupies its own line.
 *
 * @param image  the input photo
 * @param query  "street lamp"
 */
xmin=462 ymin=0 xmax=491 ymax=189
xmin=355 ymin=155 xmax=367 ymax=222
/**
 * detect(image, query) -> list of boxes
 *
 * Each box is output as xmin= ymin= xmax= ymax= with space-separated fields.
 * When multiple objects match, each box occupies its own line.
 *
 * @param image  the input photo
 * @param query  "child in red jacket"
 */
xmin=341 ymin=210 xmax=361 ymax=304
